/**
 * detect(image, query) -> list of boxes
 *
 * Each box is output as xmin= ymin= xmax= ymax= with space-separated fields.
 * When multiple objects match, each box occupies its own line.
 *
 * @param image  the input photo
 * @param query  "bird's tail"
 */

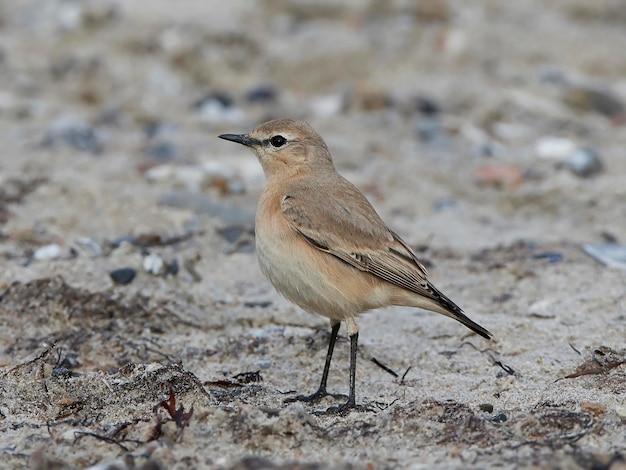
xmin=428 ymin=282 xmax=493 ymax=340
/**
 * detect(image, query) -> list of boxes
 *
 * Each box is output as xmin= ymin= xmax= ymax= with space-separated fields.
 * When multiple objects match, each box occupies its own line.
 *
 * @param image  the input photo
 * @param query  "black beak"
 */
xmin=218 ymin=133 xmax=258 ymax=147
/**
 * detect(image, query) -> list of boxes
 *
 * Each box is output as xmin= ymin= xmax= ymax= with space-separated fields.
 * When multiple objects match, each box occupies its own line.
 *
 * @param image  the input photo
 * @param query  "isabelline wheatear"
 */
xmin=219 ymin=119 xmax=492 ymax=414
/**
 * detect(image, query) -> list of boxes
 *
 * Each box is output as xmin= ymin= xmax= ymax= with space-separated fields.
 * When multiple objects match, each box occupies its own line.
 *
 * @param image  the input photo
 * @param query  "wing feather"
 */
xmin=280 ymin=185 xmax=434 ymax=300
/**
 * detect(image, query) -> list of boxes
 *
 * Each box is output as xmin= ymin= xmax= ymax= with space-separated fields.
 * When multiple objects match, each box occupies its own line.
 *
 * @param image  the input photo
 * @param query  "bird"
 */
xmin=218 ymin=119 xmax=492 ymax=414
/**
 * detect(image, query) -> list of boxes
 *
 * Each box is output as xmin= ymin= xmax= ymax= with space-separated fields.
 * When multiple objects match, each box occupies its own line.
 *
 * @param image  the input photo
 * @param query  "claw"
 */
xmin=313 ymin=401 xmax=374 ymax=416
xmin=284 ymin=389 xmax=347 ymax=404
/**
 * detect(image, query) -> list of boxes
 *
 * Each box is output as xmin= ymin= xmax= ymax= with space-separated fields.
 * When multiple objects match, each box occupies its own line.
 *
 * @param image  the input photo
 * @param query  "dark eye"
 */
xmin=270 ymin=135 xmax=287 ymax=147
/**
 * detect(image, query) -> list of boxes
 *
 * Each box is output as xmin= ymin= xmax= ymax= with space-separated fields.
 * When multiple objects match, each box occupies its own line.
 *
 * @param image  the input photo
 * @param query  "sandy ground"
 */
xmin=1 ymin=0 xmax=626 ymax=468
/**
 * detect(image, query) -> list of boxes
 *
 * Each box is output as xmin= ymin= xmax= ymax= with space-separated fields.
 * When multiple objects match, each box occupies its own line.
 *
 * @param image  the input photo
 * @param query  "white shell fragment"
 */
xmin=33 ymin=243 xmax=62 ymax=260
xmin=142 ymin=252 xmax=165 ymax=276
xmin=582 ymin=244 xmax=626 ymax=270
xmin=535 ymin=136 xmax=577 ymax=160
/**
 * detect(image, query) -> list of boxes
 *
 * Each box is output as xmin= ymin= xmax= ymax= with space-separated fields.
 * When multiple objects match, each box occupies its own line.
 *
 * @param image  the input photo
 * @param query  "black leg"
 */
xmin=321 ymin=332 xmax=358 ymax=414
xmin=316 ymin=331 xmax=372 ymax=415
xmin=285 ymin=322 xmax=345 ymax=403
xmin=318 ymin=321 xmax=341 ymax=394
xmin=346 ymin=331 xmax=358 ymax=408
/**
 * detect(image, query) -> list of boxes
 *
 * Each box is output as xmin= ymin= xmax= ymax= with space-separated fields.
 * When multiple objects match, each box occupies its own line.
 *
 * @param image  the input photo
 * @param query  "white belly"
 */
xmin=255 ymin=229 xmax=341 ymax=318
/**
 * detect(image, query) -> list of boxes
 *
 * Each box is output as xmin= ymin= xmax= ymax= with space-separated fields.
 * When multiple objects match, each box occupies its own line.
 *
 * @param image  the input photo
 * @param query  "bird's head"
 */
xmin=219 ymin=119 xmax=334 ymax=178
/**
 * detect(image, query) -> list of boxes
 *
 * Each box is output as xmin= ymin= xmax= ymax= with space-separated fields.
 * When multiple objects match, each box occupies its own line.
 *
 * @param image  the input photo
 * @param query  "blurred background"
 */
xmin=1 ymin=0 xmax=626 ymax=253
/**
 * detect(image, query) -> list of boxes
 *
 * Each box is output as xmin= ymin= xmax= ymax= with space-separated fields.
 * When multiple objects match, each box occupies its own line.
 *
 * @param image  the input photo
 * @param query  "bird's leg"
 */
xmin=285 ymin=321 xmax=345 ymax=403
xmin=316 ymin=330 xmax=374 ymax=415
xmin=315 ymin=321 xmax=342 ymax=398
xmin=316 ymin=331 xmax=360 ymax=414
xmin=346 ymin=331 xmax=358 ymax=407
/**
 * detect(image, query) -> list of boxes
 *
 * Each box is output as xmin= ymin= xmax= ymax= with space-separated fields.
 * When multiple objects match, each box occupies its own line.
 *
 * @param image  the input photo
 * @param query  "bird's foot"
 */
xmin=313 ymin=398 xmax=374 ymax=416
xmin=284 ymin=388 xmax=347 ymax=404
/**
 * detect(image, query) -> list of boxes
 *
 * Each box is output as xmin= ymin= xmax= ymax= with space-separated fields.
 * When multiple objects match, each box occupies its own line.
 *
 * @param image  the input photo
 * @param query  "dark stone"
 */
xmin=243 ymin=300 xmax=272 ymax=308
xmin=164 ymin=259 xmax=179 ymax=277
xmin=532 ymin=252 xmax=563 ymax=263
xmin=109 ymin=268 xmax=136 ymax=285
xmin=562 ymin=147 xmax=603 ymax=177
xmin=416 ymin=96 xmax=440 ymax=115
xmin=245 ymin=85 xmax=277 ymax=103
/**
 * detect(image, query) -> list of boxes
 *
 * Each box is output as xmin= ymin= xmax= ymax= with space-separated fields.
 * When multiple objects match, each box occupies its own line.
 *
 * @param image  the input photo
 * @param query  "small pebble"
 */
xmin=109 ymin=268 xmax=136 ymax=285
xmin=493 ymin=122 xmax=529 ymax=141
xmin=142 ymin=252 xmax=164 ymax=276
xmin=351 ymin=85 xmax=392 ymax=111
xmin=563 ymin=86 xmax=626 ymax=122
xmin=42 ymin=114 xmax=104 ymax=154
xmin=85 ymin=463 xmax=125 ymax=470
xmin=245 ymin=85 xmax=277 ymax=103
xmin=254 ymin=360 xmax=272 ymax=369
xmin=309 ymin=93 xmax=346 ymax=118
xmin=473 ymin=163 xmax=523 ymax=188
xmin=194 ymin=92 xmax=245 ymax=124
xmin=243 ymin=300 xmax=272 ymax=308
xmin=479 ymin=403 xmax=494 ymax=413
xmin=601 ymin=231 xmax=619 ymax=244
xmin=416 ymin=96 xmax=440 ymax=115
xmin=164 ymin=259 xmax=179 ymax=277
xmin=582 ymin=244 xmax=626 ymax=270
xmin=562 ymin=147 xmax=603 ymax=177
xmin=74 ymin=238 xmax=103 ymax=257
xmin=535 ymin=136 xmax=577 ymax=160
xmin=195 ymin=92 xmax=233 ymax=109
xmin=492 ymin=413 xmax=508 ymax=423
xmin=528 ymin=299 xmax=556 ymax=318
xmin=250 ymin=327 xmax=284 ymax=339
xmin=202 ymin=160 xmax=250 ymax=195
xmin=581 ymin=402 xmax=606 ymax=416
xmin=532 ymin=251 xmax=563 ymax=263
xmin=33 ymin=243 xmax=62 ymax=260
xmin=211 ymin=176 xmax=246 ymax=195
xmin=472 ymin=141 xmax=505 ymax=158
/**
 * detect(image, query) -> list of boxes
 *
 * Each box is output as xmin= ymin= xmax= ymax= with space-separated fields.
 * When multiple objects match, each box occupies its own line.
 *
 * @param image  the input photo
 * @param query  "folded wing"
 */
xmin=281 ymin=181 xmax=492 ymax=340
